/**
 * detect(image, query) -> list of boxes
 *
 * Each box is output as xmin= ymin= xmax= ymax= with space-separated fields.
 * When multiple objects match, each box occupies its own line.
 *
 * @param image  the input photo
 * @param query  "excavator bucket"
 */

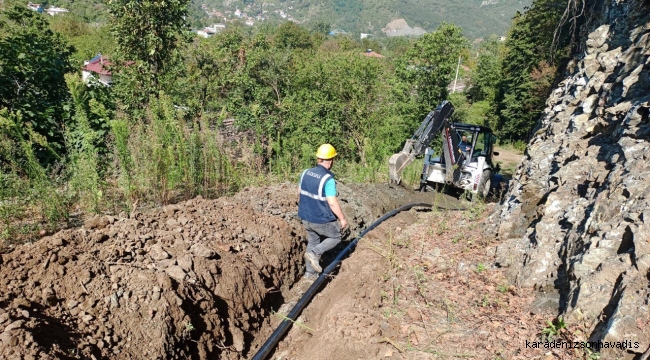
xmin=388 ymin=150 xmax=414 ymax=184
xmin=388 ymin=101 xmax=455 ymax=185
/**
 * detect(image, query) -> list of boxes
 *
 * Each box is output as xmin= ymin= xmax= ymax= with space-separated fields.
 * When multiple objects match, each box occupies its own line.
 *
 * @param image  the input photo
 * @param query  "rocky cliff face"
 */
xmin=487 ymin=0 xmax=650 ymax=357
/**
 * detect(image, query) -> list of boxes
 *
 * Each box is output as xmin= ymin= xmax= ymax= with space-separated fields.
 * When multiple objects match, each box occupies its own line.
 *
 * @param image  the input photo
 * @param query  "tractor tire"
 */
xmin=472 ymin=170 xmax=492 ymax=202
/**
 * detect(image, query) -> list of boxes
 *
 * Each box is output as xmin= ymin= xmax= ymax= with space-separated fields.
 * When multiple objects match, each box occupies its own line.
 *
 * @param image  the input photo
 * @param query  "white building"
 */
xmin=197 ymin=24 xmax=226 ymax=38
xmin=27 ymin=2 xmax=42 ymax=12
xmin=45 ymin=6 xmax=68 ymax=15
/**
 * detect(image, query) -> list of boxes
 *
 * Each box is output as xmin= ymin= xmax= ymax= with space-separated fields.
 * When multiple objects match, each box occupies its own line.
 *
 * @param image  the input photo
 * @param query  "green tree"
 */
xmin=360 ymin=38 xmax=381 ymax=53
xmin=66 ymin=74 xmax=114 ymax=156
xmin=396 ymin=23 xmax=468 ymax=118
xmin=47 ymin=0 xmax=109 ymax=23
xmin=274 ymin=21 xmax=313 ymax=50
xmin=0 ymin=3 xmax=74 ymax=163
xmin=469 ymin=36 xmax=502 ymax=102
xmin=381 ymin=36 xmax=411 ymax=57
xmin=281 ymin=49 xmax=408 ymax=168
xmin=49 ymin=15 xmax=117 ymax=67
xmin=493 ymin=0 xmax=579 ymax=140
xmin=106 ymin=0 xmax=191 ymax=111
xmin=310 ymin=21 xmax=331 ymax=35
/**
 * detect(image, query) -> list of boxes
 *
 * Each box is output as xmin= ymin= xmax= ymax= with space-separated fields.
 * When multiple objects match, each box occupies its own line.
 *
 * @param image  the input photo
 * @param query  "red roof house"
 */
xmin=362 ymin=49 xmax=385 ymax=58
xmin=82 ymin=54 xmax=113 ymax=85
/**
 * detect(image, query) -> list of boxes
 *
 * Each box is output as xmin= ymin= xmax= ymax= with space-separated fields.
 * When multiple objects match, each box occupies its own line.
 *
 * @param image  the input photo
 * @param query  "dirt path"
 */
xmin=494 ymin=146 xmax=524 ymax=165
xmin=493 ymin=146 xmax=524 ymax=176
xmin=269 ymin=204 xmax=586 ymax=360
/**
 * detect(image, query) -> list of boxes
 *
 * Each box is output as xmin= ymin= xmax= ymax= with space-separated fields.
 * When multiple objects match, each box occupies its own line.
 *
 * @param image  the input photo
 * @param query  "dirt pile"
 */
xmin=0 ymin=182 xmax=447 ymax=359
xmin=0 ymin=192 xmax=302 ymax=359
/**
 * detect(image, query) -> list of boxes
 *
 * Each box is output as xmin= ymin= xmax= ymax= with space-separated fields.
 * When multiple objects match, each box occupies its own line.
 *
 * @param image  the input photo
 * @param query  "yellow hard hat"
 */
xmin=316 ymin=144 xmax=337 ymax=159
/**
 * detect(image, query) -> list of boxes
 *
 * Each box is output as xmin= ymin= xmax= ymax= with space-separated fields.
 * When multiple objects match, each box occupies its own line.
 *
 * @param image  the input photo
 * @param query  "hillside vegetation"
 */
xmin=1 ymin=0 xmax=575 ymax=244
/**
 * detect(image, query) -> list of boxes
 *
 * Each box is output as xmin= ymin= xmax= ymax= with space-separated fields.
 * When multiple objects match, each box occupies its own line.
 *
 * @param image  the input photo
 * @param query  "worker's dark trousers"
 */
xmin=302 ymin=220 xmax=341 ymax=274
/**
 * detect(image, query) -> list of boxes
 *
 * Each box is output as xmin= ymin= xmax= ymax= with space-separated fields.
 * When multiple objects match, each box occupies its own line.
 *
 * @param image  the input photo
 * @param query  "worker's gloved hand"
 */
xmin=341 ymin=226 xmax=351 ymax=241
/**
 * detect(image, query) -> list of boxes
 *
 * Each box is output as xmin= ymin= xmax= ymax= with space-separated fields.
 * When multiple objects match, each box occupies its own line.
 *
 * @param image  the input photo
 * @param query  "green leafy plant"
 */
xmin=443 ymin=299 xmax=457 ymax=323
xmin=396 ymin=23 xmax=468 ymax=117
xmin=185 ymin=322 xmax=195 ymax=332
xmin=541 ymin=316 xmax=566 ymax=340
xmin=479 ymin=294 xmax=492 ymax=307
xmin=436 ymin=220 xmax=449 ymax=235
xmin=492 ymin=0 xmax=580 ymax=141
xmin=181 ymin=320 xmax=195 ymax=340
xmin=583 ymin=346 xmax=601 ymax=360
xmin=0 ymin=3 xmax=75 ymax=164
xmin=107 ymin=0 xmax=191 ymax=112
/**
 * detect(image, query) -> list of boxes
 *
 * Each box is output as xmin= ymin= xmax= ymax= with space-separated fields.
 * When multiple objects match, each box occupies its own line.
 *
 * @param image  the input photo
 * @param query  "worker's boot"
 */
xmin=304 ymin=251 xmax=322 ymax=273
xmin=302 ymin=272 xmax=319 ymax=284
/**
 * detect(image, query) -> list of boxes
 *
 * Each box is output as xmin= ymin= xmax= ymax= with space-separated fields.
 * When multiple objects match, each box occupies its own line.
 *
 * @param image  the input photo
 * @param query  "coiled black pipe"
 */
xmin=251 ymin=202 xmax=433 ymax=360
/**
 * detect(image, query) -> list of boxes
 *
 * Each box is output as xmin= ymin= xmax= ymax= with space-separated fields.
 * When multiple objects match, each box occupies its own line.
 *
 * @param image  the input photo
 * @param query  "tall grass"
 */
xmin=0 ymin=110 xmax=69 ymax=245
xmin=111 ymin=94 xmax=252 ymax=207
xmin=497 ymin=139 xmax=527 ymax=153
xmin=66 ymin=107 xmax=103 ymax=214
xmin=1 ymin=94 xmax=259 ymax=244
xmin=1 ymin=93 xmax=422 ymax=244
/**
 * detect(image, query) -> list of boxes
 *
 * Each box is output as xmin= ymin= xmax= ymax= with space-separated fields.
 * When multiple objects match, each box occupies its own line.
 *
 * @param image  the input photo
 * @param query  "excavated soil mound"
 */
xmin=0 ymin=182 xmax=457 ymax=359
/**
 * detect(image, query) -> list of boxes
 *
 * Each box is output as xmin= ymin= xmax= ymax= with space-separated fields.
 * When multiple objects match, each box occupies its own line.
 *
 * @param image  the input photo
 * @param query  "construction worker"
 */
xmin=298 ymin=144 xmax=348 ymax=279
xmin=459 ymin=135 xmax=472 ymax=154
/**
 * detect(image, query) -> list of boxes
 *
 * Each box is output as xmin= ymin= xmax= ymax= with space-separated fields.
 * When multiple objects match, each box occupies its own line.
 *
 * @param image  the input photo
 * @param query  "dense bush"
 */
xmin=0 ymin=3 xmax=74 ymax=164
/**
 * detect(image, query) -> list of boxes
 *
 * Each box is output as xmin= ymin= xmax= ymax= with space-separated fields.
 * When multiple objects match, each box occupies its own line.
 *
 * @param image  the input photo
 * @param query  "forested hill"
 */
xmin=45 ymin=0 xmax=530 ymax=39
xmin=197 ymin=0 xmax=531 ymax=39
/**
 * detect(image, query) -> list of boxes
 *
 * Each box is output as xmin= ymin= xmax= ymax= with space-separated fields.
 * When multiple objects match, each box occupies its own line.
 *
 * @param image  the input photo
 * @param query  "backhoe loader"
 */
xmin=388 ymin=101 xmax=499 ymax=201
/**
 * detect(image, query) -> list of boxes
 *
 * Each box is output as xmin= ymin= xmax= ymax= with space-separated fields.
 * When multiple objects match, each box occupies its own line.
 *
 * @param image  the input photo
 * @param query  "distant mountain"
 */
xmin=198 ymin=0 xmax=532 ymax=39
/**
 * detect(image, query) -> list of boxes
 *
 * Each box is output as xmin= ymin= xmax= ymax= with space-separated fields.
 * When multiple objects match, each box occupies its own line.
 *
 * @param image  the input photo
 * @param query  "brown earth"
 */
xmin=270 ymin=205 xmax=596 ymax=360
xmin=0 ymin=182 xmax=460 ymax=359
xmin=493 ymin=146 xmax=524 ymax=169
xmin=1 ymin=175 xmax=576 ymax=360
xmin=0 ymin=191 xmax=301 ymax=360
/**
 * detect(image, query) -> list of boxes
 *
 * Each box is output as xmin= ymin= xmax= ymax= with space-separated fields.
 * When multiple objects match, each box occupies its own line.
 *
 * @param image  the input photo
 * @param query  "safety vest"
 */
xmin=298 ymin=165 xmax=337 ymax=224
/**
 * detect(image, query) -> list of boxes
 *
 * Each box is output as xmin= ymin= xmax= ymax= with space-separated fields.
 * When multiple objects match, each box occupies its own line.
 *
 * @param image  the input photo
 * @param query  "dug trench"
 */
xmin=0 ymin=182 xmax=461 ymax=359
xmin=270 ymin=200 xmax=581 ymax=360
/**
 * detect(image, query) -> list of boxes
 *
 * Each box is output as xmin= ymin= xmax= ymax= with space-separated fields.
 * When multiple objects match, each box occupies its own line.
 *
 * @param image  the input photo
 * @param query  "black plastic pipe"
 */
xmin=251 ymin=202 xmax=433 ymax=360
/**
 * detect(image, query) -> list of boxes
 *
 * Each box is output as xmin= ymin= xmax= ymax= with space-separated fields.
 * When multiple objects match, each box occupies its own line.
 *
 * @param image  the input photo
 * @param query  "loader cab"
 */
xmin=437 ymin=123 xmax=497 ymax=167
xmin=461 ymin=127 xmax=497 ymax=166
xmin=421 ymin=123 xmax=497 ymax=198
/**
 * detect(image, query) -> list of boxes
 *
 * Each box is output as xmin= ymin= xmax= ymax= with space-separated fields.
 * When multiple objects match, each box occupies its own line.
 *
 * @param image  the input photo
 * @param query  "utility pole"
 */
xmin=452 ymin=55 xmax=462 ymax=94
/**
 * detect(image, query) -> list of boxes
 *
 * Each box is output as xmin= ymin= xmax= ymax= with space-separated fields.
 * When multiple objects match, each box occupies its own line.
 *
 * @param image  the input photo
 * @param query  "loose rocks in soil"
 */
xmin=0 ymin=182 xmax=450 ymax=359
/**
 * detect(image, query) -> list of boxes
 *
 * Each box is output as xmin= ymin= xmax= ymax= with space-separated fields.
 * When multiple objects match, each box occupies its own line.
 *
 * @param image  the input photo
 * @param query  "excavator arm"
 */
xmin=388 ymin=101 xmax=455 ymax=184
